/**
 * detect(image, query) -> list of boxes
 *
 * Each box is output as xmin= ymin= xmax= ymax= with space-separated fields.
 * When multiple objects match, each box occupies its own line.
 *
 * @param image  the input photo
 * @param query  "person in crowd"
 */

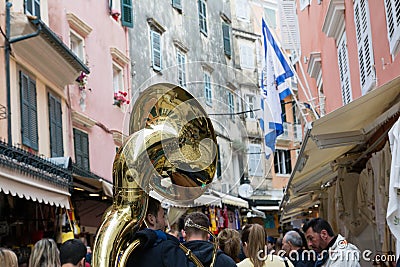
xmin=302 ymin=218 xmax=360 ymax=267
xmin=275 ymin=237 xmax=283 ymax=255
xmin=282 ymin=230 xmax=315 ymax=267
xmin=183 ymin=212 xmax=236 ymax=267
xmin=292 ymin=228 xmax=309 ymax=250
xmin=29 ymin=238 xmax=61 ymax=267
xmin=0 ymin=247 xmax=18 ymax=267
xmin=217 ymin=228 xmax=241 ymax=263
xmin=85 ymin=246 xmax=92 ymax=266
xmin=126 ymin=196 xmax=190 ymax=267
xmin=59 ymin=239 xmax=87 ymax=267
xmin=266 ymin=236 xmax=276 ymax=254
xmin=237 ymin=224 xmax=294 ymax=267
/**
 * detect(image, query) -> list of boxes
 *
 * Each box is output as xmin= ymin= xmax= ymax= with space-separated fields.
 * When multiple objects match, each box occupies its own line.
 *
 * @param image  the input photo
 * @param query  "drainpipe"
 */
xmin=5 ymin=0 xmax=42 ymax=146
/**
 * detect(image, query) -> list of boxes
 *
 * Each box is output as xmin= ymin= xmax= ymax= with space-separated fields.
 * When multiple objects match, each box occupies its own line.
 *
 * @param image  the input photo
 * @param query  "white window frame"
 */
xmin=70 ymin=30 xmax=85 ymax=61
xmin=274 ymin=149 xmax=291 ymax=175
xmin=264 ymin=7 xmax=277 ymax=29
xmin=26 ymin=0 xmax=41 ymax=18
xmin=236 ymin=0 xmax=249 ymax=21
xmin=113 ymin=63 xmax=124 ymax=94
xmin=337 ymin=33 xmax=353 ymax=105
xmin=240 ymin=44 xmax=254 ymax=69
xmin=354 ymin=0 xmax=375 ymax=95
xmin=384 ymin=0 xmax=400 ymax=56
xmin=151 ymin=30 xmax=162 ymax=71
xmin=204 ymin=72 xmax=212 ymax=106
xmin=227 ymin=91 xmax=234 ymax=119
xmin=177 ymin=51 xmax=186 ymax=87
xmin=248 ymin=144 xmax=263 ymax=177
xmin=245 ymin=95 xmax=256 ymax=119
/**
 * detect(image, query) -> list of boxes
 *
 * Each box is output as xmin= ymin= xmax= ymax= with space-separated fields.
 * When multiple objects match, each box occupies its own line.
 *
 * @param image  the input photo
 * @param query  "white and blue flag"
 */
xmin=259 ymin=18 xmax=294 ymax=158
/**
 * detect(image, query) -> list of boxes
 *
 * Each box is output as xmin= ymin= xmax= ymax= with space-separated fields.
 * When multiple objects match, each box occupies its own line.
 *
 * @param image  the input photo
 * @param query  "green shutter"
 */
xmin=121 ymin=0 xmax=133 ymax=28
xmin=151 ymin=31 xmax=162 ymax=71
xmin=172 ymin=0 xmax=182 ymax=11
xmin=73 ymin=129 xmax=90 ymax=171
xmin=222 ymin=23 xmax=231 ymax=56
xmin=20 ymin=71 xmax=38 ymax=150
xmin=49 ymin=93 xmax=64 ymax=157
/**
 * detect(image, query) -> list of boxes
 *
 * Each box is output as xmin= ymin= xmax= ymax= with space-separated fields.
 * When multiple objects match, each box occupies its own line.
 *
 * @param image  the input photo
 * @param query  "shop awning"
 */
xmin=281 ymin=76 xmax=400 ymax=221
xmin=149 ymin=190 xmax=222 ymax=208
xmin=0 ymin=166 xmax=70 ymax=208
xmin=73 ymin=175 xmax=113 ymax=197
xmin=211 ymin=190 xmax=249 ymax=208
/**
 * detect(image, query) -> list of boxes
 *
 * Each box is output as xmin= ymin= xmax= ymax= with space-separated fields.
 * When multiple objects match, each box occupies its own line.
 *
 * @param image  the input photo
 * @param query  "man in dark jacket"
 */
xmin=126 ymin=197 xmax=190 ymax=267
xmin=183 ymin=212 xmax=237 ymax=267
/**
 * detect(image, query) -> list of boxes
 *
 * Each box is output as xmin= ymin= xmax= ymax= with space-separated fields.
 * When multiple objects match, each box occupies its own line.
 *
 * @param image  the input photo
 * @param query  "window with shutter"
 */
xmin=228 ymin=91 xmax=234 ymax=119
xmin=121 ymin=0 xmax=133 ymax=28
xmin=240 ymin=44 xmax=254 ymax=69
xmin=151 ymin=30 xmax=162 ymax=71
xmin=248 ymin=144 xmax=263 ymax=176
xmin=177 ymin=51 xmax=186 ymax=87
xmin=245 ymin=95 xmax=255 ymax=119
xmin=222 ymin=23 xmax=232 ymax=57
xmin=264 ymin=7 xmax=277 ymax=29
xmin=384 ymin=0 xmax=400 ymax=55
xmin=48 ymin=92 xmax=64 ymax=157
xmin=274 ymin=149 xmax=292 ymax=175
xmin=73 ymin=128 xmax=90 ymax=171
xmin=337 ymin=33 xmax=353 ymax=105
xmin=20 ymin=71 xmax=38 ymax=150
xmin=25 ymin=0 xmax=41 ymax=19
xmin=279 ymin=1 xmax=300 ymax=50
xmin=204 ymin=72 xmax=212 ymax=105
xmin=198 ymin=0 xmax=208 ymax=35
xmin=354 ymin=0 xmax=375 ymax=95
xmin=172 ymin=0 xmax=182 ymax=12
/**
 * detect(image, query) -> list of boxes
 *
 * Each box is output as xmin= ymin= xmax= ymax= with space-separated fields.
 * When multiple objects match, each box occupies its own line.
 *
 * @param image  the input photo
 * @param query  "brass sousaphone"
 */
xmin=92 ymin=83 xmax=218 ymax=267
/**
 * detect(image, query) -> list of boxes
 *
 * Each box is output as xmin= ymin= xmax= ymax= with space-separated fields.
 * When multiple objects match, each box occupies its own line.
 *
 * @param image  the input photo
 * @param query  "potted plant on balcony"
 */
xmin=113 ymin=91 xmax=130 ymax=107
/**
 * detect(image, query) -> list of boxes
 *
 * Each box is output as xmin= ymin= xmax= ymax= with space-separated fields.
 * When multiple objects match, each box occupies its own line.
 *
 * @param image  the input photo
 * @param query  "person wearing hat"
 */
xmin=267 ymin=236 xmax=276 ymax=254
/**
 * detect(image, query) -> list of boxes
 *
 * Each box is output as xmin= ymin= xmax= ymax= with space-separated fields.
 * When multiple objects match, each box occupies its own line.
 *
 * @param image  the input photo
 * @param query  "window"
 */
xmin=172 ymin=0 xmax=182 ymax=12
xmin=236 ymin=0 xmax=249 ymax=21
xmin=216 ymin=145 xmax=222 ymax=179
xmin=25 ymin=0 xmax=40 ymax=19
xmin=280 ymin=100 xmax=287 ymax=123
xmin=48 ymin=92 xmax=63 ymax=157
xmin=151 ymin=30 xmax=162 ymax=71
xmin=354 ymin=0 xmax=375 ymax=94
xmin=177 ymin=51 xmax=186 ymax=87
xmin=227 ymin=91 xmax=234 ymax=119
xmin=279 ymin=1 xmax=301 ymax=50
xmin=20 ymin=71 xmax=38 ymax=150
xmin=240 ymin=44 xmax=254 ymax=69
xmin=121 ymin=0 xmax=134 ymax=28
xmin=73 ymin=128 xmax=90 ymax=171
xmin=113 ymin=63 xmax=124 ymax=94
xmin=337 ymin=33 xmax=353 ymax=105
xmin=264 ymin=7 xmax=276 ymax=29
xmin=222 ymin=23 xmax=231 ymax=57
xmin=384 ymin=0 xmax=400 ymax=55
xmin=245 ymin=95 xmax=255 ymax=119
xmin=198 ymin=0 xmax=207 ymax=35
xmin=274 ymin=149 xmax=292 ymax=175
xmin=248 ymin=144 xmax=263 ymax=176
xmin=70 ymin=31 xmax=85 ymax=61
xmin=204 ymin=72 xmax=212 ymax=105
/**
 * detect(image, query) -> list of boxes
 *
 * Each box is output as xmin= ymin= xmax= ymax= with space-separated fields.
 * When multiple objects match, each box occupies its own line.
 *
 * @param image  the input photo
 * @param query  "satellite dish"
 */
xmin=238 ymin=183 xmax=254 ymax=198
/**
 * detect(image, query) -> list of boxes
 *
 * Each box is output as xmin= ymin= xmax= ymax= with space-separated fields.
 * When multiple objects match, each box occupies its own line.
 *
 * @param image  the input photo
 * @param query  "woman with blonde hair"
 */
xmin=0 ymin=248 xmax=18 ymax=267
xmin=217 ymin=228 xmax=241 ymax=263
xmin=237 ymin=224 xmax=294 ymax=267
xmin=29 ymin=238 xmax=61 ymax=267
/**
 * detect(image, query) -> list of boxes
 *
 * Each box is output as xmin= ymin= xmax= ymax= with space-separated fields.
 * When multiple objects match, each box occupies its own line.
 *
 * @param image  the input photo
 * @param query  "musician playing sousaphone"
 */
xmin=91 ymin=84 xmax=224 ymax=267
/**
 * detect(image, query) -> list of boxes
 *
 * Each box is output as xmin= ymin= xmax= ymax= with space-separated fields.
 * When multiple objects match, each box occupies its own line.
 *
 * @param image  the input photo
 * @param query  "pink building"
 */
xmin=281 ymin=0 xmax=400 ymax=261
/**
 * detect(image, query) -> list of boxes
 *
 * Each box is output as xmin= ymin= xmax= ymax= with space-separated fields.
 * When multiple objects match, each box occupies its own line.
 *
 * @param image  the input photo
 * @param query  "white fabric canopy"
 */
xmin=211 ymin=190 xmax=249 ymax=208
xmin=0 ymin=166 xmax=70 ymax=208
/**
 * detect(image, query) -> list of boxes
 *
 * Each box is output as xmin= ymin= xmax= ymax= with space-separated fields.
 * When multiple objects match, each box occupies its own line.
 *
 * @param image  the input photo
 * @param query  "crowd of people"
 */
xmin=1 ymin=196 xmax=383 ymax=266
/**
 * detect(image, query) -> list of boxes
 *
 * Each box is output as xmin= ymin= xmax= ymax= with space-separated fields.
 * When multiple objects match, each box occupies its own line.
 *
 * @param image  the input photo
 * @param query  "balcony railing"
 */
xmin=0 ymin=140 xmax=72 ymax=188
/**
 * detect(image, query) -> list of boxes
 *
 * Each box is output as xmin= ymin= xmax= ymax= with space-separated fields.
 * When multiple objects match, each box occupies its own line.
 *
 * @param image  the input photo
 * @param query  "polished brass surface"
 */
xmin=92 ymin=83 xmax=217 ymax=267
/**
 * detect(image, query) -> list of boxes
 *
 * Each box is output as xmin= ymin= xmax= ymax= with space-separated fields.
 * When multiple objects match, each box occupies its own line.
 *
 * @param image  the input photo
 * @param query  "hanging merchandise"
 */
xmin=234 ymin=209 xmax=241 ymax=230
xmin=61 ymin=209 xmax=74 ymax=243
xmin=223 ymin=205 xmax=229 ymax=228
xmin=209 ymin=206 xmax=218 ymax=234
xmin=216 ymin=208 xmax=224 ymax=229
